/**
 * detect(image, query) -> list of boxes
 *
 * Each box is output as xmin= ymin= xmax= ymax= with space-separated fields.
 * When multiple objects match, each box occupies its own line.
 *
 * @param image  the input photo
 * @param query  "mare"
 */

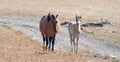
xmin=39 ymin=13 xmax=60 ymax=51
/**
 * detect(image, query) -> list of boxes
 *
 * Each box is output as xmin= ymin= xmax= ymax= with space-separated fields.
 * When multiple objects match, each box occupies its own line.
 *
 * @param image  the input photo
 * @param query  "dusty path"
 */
xmin=0 ymin=15 xmax=120 ymax=58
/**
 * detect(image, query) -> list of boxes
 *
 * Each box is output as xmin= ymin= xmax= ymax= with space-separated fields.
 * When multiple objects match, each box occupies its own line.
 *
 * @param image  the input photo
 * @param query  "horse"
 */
xmin=68 ymin=15 xmax=82 ymax=53
xmin=39 ymin=13 xmax=60 ymax=52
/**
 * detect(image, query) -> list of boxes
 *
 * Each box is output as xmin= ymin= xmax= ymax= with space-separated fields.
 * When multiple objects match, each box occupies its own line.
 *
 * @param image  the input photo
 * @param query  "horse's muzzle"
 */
xmin=54 ymin=30 xmax=57 ymax=33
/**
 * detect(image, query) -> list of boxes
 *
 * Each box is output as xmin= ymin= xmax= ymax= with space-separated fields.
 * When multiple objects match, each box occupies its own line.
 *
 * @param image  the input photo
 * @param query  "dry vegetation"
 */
xmin=0 ymin=0 xmax=120 ymax=21
xmin=1 ymin=24 xmax=116 ymax=62
xmin=82 ymin=24 xmax=120 ymax=45
xmin=0 ymin=0 xmax=120 ymax=61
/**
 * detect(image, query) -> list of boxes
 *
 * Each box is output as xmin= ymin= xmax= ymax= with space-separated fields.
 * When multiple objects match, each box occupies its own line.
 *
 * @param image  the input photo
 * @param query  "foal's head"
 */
xmin=47 ymin=13 xmax=59 ymax=33
xmin=75 ymin=15 xmax=82 ymax=23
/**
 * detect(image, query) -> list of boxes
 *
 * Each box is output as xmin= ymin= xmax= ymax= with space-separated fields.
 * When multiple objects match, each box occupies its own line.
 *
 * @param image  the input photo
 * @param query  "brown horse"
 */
xmin=68 ymin=15 xmax=82 ymax=53
xmin=39 ymin=13 xmax=60 ymax=51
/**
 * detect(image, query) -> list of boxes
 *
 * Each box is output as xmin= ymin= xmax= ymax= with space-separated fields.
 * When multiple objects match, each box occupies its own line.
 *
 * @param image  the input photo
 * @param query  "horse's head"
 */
xmin=76 ymin=15 xmax=82 ymax=23
xmin=47 ymin=13 xmax=59 ymax=33
xmin=51 ymin=14 xmax=59 ymax=33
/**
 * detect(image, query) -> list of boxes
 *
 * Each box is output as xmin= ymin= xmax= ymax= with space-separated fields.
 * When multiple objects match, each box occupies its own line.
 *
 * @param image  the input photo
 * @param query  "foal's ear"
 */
xmin=56 ymin=14 xmax=58 ymax=18
xmin=76 ymin=15 xmax=77 ymax=18
xmin=80 ymin=15 xmax=82 ymax=19
xmin=47 ymin=13 xmax=51 ymax=22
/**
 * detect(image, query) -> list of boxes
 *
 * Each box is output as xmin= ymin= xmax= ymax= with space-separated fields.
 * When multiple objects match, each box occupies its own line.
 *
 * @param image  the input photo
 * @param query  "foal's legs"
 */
xmin=73 ymin=37 xmax=76 ymax=53
xmin=70 ymin=34 xmax=73 ymax=52
xmin=76 ymin=36 xmax=79 ymax=53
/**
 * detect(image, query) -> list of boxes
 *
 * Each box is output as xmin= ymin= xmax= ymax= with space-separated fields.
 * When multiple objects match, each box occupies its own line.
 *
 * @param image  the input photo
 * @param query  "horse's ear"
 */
xmin=56 ymin=14 xmax=58 ymax=18
xmin=47 ymin=13 xmax=50 ymax=22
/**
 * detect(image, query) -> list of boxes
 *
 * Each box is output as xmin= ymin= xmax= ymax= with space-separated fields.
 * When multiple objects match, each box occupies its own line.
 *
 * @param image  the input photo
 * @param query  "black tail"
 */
xmin=60 ymin=22 xmax=69 ymax=26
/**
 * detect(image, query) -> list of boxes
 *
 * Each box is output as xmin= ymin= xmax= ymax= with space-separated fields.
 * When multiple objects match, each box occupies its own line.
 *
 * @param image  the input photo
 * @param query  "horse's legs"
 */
xmin=45 ymin=37 xmax=49 ymax=50
xmin=52 ymin=36 xmax=55 ymax=52
xmin=42 ymin=34 xmax=45 ymax=50
xmin=48 ymin=37 xmax=52 ymax=51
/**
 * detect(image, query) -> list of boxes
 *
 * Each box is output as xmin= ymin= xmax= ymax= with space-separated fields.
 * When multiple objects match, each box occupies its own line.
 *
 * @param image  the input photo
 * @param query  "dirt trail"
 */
xmin=0 ymin=15 xmax=120 ymax=58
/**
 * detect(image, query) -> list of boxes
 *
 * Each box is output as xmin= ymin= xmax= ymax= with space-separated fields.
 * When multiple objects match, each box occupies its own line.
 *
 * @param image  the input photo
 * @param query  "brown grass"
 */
xmin=0 ymin=0 xmax=120 ymax=61
xmin=0 ymin=24 xmax=114 ymax=62
xmin=0 ymin=0 xmax=120 ymax=21
xmin=83 ymin=25 xmax=120 ymax=45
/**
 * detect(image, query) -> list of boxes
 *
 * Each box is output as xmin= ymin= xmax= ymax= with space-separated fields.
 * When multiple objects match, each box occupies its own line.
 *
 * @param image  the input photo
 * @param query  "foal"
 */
xmin=68 ymin=15 xmax=82 ymax=53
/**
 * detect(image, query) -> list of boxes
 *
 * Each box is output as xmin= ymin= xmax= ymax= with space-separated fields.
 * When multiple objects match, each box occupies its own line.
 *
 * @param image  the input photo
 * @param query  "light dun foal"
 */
xmin=68 ymin=15 xmax=82 ymax=53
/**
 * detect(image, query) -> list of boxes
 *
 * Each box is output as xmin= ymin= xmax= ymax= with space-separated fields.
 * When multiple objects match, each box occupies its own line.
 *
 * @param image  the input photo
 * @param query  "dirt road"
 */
xmin=0 ymin=15 xmax=120 ymax=59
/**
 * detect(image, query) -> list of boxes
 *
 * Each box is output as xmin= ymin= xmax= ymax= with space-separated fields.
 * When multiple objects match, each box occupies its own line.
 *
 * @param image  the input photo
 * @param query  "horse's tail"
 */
xmin=60 ymin=22 xmax=70 ymax=26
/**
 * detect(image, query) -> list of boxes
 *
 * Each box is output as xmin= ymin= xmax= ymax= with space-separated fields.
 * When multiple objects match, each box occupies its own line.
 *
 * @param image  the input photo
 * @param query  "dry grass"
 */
xmin=83 ymin=24 xmax=120 ymax=45
xmin=0 ymin=24 xmax=115 ymax=62
xmin=0 ymin=0 xmax=120 ymax=61
xmin=0 ymin=0 xmax=120 ymax=34
xmin=0 ymin=24 xmax=42 ymax=62
xmin=0 ymin=0 xmax=120 ymax=21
